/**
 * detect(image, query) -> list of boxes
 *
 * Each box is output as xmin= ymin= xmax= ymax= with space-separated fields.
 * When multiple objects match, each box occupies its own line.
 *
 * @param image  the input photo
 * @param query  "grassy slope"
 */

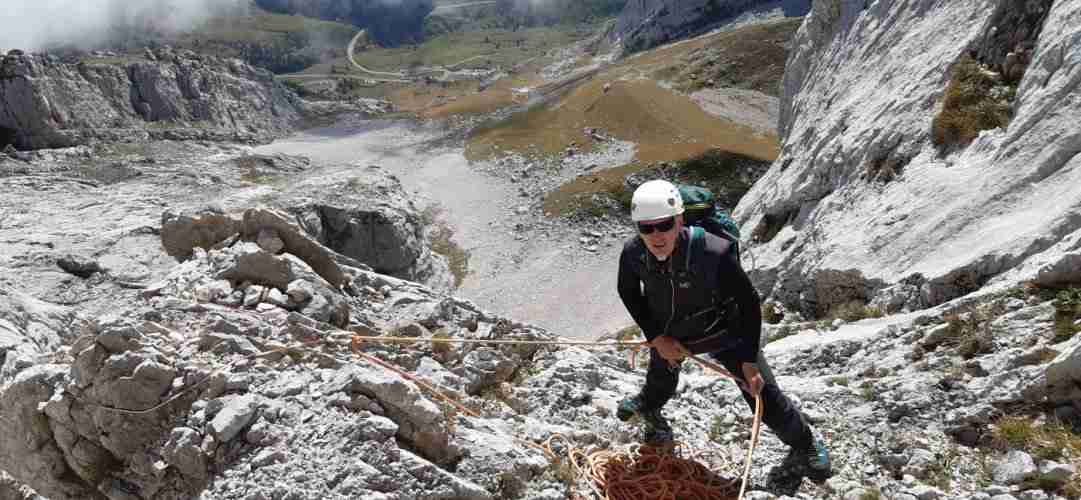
xmin=461 ymin=19 xmax=802 ymax=215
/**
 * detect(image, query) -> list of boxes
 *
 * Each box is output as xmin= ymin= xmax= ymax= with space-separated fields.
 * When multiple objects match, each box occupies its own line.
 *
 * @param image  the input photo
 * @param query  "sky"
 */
xmin=0 ymin=0 xmax=247 ymax=52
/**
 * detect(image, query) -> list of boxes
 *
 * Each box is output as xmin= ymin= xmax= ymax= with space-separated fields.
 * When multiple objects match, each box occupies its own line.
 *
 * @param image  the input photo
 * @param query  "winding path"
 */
xmin=431 ymin=1 xmax=498 ymax=13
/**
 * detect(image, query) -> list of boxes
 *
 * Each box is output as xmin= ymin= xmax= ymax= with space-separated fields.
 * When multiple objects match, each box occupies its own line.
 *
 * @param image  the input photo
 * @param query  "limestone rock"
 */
xmin=0 ymin=470 xmax=46 ymax=500
xmin=1039 ymin=335 xmax=1081 ymax=405
xmin=0 ymin=50 xmax=299 ymax=150
xmin=1033 ymin=252 xmax=1081 ymax=288
xmin=992 ymin=450 xmax=1037 ymax=485
xmin=240 ymin=208 xmax=347 ymax=289
xmin=162 ymin=427 xmax=207 ymax=480
xmin=55 ymin=254 xmax=103 ymax=278
xmin=734 ymin=0 xmax=1081 ymax=316
xmin=323 ymin=364 xmax=457 ymax=465
xmin=256 ymin=228 xmax=285 ymax=254
xmin=456 ymin=347 xmax=516 ymax=395
xmin=161 ymin=208 xmax=240 ymax=261
xmin=209 ymin=395 xmax=260 ymax=443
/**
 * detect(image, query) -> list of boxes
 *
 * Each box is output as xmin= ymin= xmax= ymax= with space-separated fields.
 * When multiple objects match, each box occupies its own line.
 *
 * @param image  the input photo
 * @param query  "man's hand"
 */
xmin=650 ymin=336 xmax=688 ymax=364
xmin=742 ymin=362 xmax=764 ymax=396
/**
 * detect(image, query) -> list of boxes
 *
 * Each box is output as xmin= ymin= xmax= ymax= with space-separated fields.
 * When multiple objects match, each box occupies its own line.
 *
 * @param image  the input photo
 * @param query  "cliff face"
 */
xmin=734 ymin=0 xmax=1081 ymax=317
xmin=0 ymin=47 xmax=301 ymax=150
xmin=612 ymin=0 xmax=810 ymax=53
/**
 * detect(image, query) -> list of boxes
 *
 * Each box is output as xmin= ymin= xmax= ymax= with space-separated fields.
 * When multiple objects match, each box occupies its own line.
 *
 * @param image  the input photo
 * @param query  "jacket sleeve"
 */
xmin=718 ymin=250 xmax=762 ymax=363
xmin=617 ymin=246 xmax=661 ymax=341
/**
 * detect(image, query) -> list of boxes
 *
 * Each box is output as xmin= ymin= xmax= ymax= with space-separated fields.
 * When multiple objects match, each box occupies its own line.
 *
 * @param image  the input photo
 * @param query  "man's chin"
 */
xmin=648 ymin=246 xmax=673 ymax=259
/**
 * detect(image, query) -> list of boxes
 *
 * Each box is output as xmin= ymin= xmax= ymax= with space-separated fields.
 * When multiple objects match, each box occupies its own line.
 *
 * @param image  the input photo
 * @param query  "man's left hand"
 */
xmin=742 ymin=362 xmax=764 ymax=396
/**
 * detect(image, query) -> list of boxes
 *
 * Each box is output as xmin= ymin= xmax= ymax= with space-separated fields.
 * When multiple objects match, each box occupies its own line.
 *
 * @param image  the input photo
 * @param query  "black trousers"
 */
xmin=638 ymin=346 xmax=814 ymax=449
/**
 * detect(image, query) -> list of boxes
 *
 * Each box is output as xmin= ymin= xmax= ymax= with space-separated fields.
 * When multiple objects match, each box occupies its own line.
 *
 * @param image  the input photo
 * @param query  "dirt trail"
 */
xmin=254 ymin=119 xmax=633 ymax=338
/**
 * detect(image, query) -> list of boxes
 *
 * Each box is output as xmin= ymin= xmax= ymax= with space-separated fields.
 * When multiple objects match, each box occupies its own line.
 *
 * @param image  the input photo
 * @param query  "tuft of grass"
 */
xmin=827 ymin=300 xmax=884 ymax=323
xmin=770 ymin=324 xmax=799 ymax=342
xmin=761 ymin=302 xmax=784 ymax=325
xmin=826 ymin=376 xmax=850 ymax=387
xmin=941 ymin=309 xmax=995 ymax=359
xmin=859 ymin=488 xmax=883 ymax=500
xmin=988 ymin=415 xmax=1081 ymax=498
xmin=992 ymin=416 xmax=1081 ymax=460
xmin=421 ymin=207 xmax=471 ymax=288
xmin=858 ymin=382 xmax=877 ymax=402
xmin=932 ymin=55 xmax=1012 ymax=149
xmin=1053 ymin=287 xmax=1081 ymax=342
xmin=613 ymin=325 xmax=643 ymax=342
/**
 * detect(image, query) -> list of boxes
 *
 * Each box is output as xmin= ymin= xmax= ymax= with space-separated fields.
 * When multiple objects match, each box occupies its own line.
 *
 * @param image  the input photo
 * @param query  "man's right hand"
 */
xmin=650 ymin=336 xmax=688 ymax=364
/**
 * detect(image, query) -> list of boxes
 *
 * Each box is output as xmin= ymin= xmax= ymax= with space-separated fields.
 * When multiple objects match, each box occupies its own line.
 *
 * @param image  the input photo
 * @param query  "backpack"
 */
xmin=677 ymin=184 xmax=741 ymax=263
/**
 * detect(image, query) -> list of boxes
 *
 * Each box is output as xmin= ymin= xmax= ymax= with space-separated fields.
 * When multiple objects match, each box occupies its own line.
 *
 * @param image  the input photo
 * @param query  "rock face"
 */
xmin=289 ymin=173 xmax=453 ymax=291
xmin=734 ymin=0 xmax=1081 ymax=317
xmin=0 ymin=47 xmax=301 ymax=150
xmin=0 ymin=288 xmax=81 ymax=377
xmin=612 ymin=0 xmax=811 ymax=53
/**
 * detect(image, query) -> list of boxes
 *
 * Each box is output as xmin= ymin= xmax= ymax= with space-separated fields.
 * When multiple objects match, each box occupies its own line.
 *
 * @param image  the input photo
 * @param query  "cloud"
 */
xmin=0 ymin=0 xmax=247 ymax=52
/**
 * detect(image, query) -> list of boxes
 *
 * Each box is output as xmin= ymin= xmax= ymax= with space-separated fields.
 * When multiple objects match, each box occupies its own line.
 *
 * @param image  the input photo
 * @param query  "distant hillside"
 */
xmin=424 ymin=0 xmax=626 ymax=38
xmin=613 ymin=0 xmax=810 ymax=53
xmin=254 ymin=0 xmax=434 ymax=46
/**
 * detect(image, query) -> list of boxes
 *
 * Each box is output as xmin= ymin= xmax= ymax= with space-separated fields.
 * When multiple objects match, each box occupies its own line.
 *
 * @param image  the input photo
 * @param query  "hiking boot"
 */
xmin=616 ymin=395 xmax=674 ymax=443
xmin=792 ymin=436 xmax=831 ymax=481
xmin=640 ymin=409 xmax=674 ymax=443
xmin=616 ymin=395 xmax=644 ymax=422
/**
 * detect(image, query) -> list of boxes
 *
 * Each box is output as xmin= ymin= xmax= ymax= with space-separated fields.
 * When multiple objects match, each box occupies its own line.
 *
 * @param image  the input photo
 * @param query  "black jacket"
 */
xmin=617 ymin=227 xmax=762 ymax=363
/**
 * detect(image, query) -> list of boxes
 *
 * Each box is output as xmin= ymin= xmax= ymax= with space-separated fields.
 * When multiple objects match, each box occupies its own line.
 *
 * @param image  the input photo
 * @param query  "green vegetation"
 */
xmin=826 ymin=376 xmax=850 ymax=387
xmin=665 ymin=18 xmax=802 ymax=97
xmin=761 ymin=303 xmax=784 ymax=324
xmin=1053 ymin=287 xmax=1081 ymax=342
xmin=992 ymin=416 xmax=1081 ymax=461
xmin=827 ymin=300 xmax=884 ymax=323
xmin=932 ymin=55 xmax=1013 ymax=149
xmin=341 ymin=25 xmax=596 ymax=74
xmin=858 ymin=489 xmax=883 ymax=500
xmin=770 ymin=324 xmax=800 ymax=342
xmin=990 ymin=415 xmax=1081 ymax=498
xmin=942 ymin=310 xmax=995 ymax=359
xmin=421 ymin=207 xmax=471 ymax=288
xmin=427 ymin=0 xmax=624 ymax=35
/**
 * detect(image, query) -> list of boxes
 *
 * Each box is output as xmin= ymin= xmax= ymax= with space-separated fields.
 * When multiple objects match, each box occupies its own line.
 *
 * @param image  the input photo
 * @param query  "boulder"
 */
xmin=1042 ymin=335 xmax=1081 ymax=406
xmin=1033 ymin=252 xmax=1081 ymax=288
xmin=209 ymin=395 xmax=260 ymax=443
xmin=161 ymin=208 xmax=240 ymax=261
xmin=0 ymin=288 xmax=79 ymax=379
xmin=322 ymin=364 xmax=458 ymax=465
xmin=992 ymin=450 xmax=1037 ymax=485
xmin=55 ymin=254 xmax=104 ymax=278
xmin=240 ymin=208 xmax=347 ymax=289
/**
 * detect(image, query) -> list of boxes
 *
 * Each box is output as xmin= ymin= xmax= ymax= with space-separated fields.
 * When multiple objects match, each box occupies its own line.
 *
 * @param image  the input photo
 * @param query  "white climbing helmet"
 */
xmin=630 ymin=180 xmax=684 ymax=222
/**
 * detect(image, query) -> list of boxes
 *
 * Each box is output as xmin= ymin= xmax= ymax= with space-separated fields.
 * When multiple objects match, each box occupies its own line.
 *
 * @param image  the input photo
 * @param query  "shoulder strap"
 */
xmin=685 ymin=226 xmax=704 ymax=272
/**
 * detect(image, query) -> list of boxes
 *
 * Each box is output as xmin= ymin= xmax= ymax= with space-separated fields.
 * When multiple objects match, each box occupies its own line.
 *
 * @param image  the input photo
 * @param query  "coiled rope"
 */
xmin=350 ymin=334 xmax=765 ymax=500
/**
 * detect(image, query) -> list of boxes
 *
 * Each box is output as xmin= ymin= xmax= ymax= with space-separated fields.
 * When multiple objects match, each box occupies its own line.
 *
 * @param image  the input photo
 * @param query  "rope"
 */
xmin=350 ymin=334 xmax=648 ymax=348
xmin=739 ymin=397 xmax=763 ymax=499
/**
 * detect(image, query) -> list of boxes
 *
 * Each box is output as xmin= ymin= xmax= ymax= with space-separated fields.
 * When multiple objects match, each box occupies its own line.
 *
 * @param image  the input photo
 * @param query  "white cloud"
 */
xmin=0 ymin=0 xmax=247 ymax=52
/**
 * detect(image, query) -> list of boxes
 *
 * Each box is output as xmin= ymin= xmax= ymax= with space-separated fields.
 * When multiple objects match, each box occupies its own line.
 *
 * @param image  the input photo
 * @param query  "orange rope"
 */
xmin=546 ymin=436 xmax=742 ymax=500
xmin=348 ymin=333 xmax=764 ymax=499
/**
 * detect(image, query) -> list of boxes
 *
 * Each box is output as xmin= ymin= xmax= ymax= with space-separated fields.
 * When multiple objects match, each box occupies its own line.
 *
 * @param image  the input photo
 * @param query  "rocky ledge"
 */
xmin=0 ymin=47 xmax=302 ymax=150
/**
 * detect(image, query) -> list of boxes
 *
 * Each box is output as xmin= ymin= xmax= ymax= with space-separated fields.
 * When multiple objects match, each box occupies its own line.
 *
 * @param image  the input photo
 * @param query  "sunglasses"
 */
xmin=637 ymin=217 xmax=676 ymax=234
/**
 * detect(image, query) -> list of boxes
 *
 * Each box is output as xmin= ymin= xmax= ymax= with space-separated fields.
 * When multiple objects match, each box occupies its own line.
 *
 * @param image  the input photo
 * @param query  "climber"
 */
xmin=614 ymin=179 xmax=832 ymax=480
